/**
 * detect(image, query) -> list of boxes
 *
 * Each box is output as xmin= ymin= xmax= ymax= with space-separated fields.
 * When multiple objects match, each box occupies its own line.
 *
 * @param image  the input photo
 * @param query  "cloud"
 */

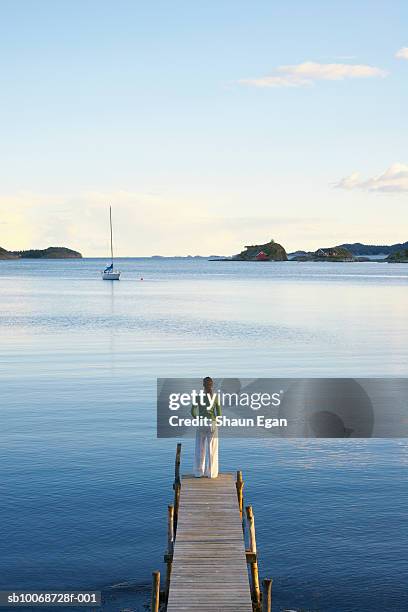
xmin=239 ymin=61 xmax=387 ymax=88
xmin=334 ymin=163 xmax=408 ymax=193
xmin=396 ymin=47 xmax=408 ymax=60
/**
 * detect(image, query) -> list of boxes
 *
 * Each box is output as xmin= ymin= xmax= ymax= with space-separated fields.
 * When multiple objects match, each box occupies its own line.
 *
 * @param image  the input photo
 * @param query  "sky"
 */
xmin=0 ymin=0 xmax=407 ymax=256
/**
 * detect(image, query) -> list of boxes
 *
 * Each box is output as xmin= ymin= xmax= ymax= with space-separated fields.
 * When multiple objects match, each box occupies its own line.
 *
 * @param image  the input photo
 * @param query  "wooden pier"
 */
xmin=166 ymin=473 xmax=253 ymax=611
xmin=152 ymin=444 xmax=272 ymax=612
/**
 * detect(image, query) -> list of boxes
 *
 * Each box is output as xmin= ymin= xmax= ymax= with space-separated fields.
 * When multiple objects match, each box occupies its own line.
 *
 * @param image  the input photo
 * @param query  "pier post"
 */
xmin=246 ymin=505 xmax=261 ymax=608
xmin=236 ymin=470 xmax=244 ymax=518
xmin=151 ymin=571 xmax=160 ymax=612
xmin=262 ymin=578 xmax=272 ymax=612
xmin=174 ymin=443 xmax=181 ymax=485
xmin=173 ymin=443 xmax=182 ymax=532
xmin=164 ymin=504 xmax=174 ymax=602
xmin=167 ymin=504 xmax=174 ymax=555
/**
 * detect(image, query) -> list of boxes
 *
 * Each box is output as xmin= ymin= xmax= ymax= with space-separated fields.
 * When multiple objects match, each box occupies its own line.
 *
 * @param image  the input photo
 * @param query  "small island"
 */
xmin=212 ymin=240 xmax=353 ymax=262
xmin=291 ymin=246 xmax=354 ymax=262
xmin=212 ymin=239 xmax=408 ymax=263
xmin=235 ymin=239 xmax=288 ymax=261
xmin=0 ymin=246 xmax=82 ymax=260
xmin=387 ymin=248 xmax=408 ymax=263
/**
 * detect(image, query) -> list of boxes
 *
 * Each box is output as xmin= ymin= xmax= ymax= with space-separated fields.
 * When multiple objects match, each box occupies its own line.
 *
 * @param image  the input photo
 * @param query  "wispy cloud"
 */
xmin=396 ymin=47 xmax=408 ymax=60
xmin=239 ymin=61 xmax=387 ymax=88
xmin=335 ymin=163 xmax=408 ymax=193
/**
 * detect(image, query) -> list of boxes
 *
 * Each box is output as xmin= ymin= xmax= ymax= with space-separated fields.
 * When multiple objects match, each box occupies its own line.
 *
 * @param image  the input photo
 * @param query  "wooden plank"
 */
xmin=166 ymin=474 xmax=253 ymax=612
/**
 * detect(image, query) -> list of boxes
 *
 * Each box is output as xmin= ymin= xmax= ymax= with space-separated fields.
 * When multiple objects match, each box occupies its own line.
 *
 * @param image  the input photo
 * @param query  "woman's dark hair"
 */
xmin=203 ymin=376 xmax=213 ymax=385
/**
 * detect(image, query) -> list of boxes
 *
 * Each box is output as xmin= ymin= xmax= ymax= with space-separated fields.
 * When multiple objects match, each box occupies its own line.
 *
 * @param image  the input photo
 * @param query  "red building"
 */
xmin=256 ymin=251 xmax=268 ymax=261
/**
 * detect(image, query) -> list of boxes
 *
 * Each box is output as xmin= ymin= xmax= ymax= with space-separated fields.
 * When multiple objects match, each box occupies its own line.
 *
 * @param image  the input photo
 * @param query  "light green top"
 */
xmin=191 ymin=395 xmax=222 ymax=421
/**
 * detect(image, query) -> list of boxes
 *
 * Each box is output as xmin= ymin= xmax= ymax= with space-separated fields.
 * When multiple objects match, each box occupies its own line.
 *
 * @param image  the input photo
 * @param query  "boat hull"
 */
xmin=102 ymin=271 xmax=121 ymax=280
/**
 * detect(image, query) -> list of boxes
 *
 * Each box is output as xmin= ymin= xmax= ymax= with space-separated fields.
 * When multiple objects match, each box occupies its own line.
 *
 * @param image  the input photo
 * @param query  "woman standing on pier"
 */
xmin=191 ymin=377 xmax=221 ymax=479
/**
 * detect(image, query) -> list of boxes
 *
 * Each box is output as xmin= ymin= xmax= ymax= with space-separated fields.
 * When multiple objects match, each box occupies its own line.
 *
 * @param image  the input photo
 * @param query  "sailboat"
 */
xmin=102 ymin=206 xmax=121 ymax=280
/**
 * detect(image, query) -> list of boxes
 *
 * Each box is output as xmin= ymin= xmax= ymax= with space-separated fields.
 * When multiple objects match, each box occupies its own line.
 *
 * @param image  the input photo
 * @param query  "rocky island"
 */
xmin=0 ymin=246 xmax=82 ymax=259
xmin=233 ymin=239 xmax=288 ymax=261
xmin=291 ymin=246 xmax=354 ymax=262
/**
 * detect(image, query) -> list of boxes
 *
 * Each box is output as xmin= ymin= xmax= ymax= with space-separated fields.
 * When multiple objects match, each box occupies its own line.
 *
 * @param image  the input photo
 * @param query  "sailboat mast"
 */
xmin=109 ymin=205 xmax=114 ymax=265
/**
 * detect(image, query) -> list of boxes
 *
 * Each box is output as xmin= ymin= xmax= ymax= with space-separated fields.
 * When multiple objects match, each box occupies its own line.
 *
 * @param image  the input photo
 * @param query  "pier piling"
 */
xmin=246 ymin=505 xmax=261 ymax=609
xmin=236 ymin=470 xmax=244 ymax=518
xmin=167 ymin=504 xmax=174 ymax=555
xmin=151 ymin=571 xmax=160 ymax=612
xmin=164 ymin=504 xmax=174 ymax=603
xmin=173 ymin=443 xmax=182 ymax=533
xmin=262 ymin=578 xmax=272 ymax=612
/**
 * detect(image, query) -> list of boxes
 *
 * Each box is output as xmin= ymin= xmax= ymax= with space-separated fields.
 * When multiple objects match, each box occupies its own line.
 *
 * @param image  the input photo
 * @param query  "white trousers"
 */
xmin=194 ymin=425 xmax=219 ymax=478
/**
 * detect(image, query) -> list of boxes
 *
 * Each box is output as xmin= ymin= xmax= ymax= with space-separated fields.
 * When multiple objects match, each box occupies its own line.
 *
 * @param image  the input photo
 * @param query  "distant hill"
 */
xmin=1 ymin=246 xmax=82 ymax=259
xmin=288 ymin=250 xmax=308 ymax=259
xmin=337 ymin=241 xmax=408 ymax=256
xmin=0 ymin=246 xmax=18 ymax=259
xmin=387 ymin=248 xmax=408 ymax=263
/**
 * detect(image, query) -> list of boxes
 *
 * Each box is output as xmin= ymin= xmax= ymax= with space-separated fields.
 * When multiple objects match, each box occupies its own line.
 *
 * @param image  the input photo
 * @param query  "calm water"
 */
xmin=0 ymin=258 xmax=407 ymax=612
